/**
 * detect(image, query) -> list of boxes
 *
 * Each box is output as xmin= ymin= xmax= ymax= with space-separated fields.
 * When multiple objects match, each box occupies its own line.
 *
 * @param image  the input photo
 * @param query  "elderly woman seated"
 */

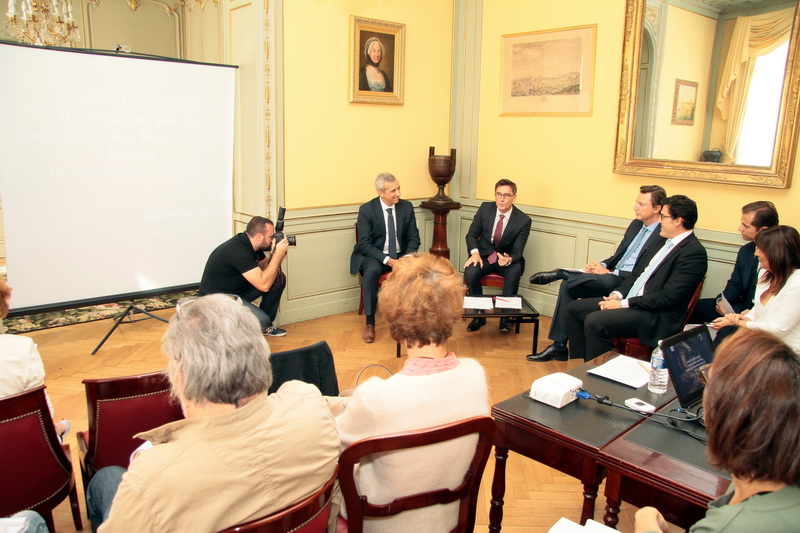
xmin=331 ymin=253 xmax=490 ymax=532
xmin=86 ymin=294 xmax=339 ymax=533
xmin=635 ymin=329 xmax=800 ymax=533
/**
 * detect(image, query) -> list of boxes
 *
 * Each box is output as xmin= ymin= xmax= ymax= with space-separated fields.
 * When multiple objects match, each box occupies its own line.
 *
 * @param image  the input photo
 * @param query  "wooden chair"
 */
xmin=355 ymin=222 xmax=391 ymax=315
xmin=480 ymin=273 xmax=505 ymax=288
xmin=217 ymin=467 xmax=338 ymax=533
xmin=611 ymin=278 xmax=705 ymax=360
xmin=268 ymin=340 xmax=340 ymax=396
xmin=0 ymin=386 xmax=83 ymax=533
xmin=77 ymin=371 xmax=184 ymax=498
xmin=338 ymin=416 xmax=496 ymax=533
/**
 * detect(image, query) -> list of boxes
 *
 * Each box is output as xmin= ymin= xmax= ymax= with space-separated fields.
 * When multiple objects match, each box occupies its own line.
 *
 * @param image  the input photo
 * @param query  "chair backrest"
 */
xmin=268 ymin=341 xmax=339 ymax=396
xmin=338 ymin=416 xmax=496 ymax=533
xmin=83 ymin=370 xmax=184 ymax=473
xmin=680 ymin=277 xmax=705 ymax=330
xmin=0 ymin=386 xmax=76 ymax=519
xmin=217 ymin=466 xmax=338 ymax=533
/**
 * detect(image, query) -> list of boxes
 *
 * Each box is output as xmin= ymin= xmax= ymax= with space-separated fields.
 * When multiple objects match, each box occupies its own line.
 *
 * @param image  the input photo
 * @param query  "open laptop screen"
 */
xmin=660 ymin=325 xmax=715 ymax=409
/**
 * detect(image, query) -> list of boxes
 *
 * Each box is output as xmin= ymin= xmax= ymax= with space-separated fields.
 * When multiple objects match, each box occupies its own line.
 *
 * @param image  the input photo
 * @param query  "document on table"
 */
xmin=587 ymin=355 xmax=651 ymax=389
xmin=494 ymin=296 xmax=522 ymax=309
xmin=463 ymin=296 xmax=493 ymax=310
xmin=560 ymin=267 xmax=586 ymax=273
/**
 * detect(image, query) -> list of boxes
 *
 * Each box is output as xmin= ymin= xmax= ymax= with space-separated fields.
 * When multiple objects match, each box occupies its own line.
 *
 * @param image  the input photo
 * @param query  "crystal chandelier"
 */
xmin=6 ymin=0 xmax=80 ymax=47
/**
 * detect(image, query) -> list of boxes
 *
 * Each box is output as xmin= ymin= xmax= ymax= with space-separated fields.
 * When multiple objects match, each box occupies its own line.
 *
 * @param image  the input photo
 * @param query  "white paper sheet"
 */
xmin=587 ymin=355 xmax=651 ymax=388
xmin=494 ymin=296 xmax=522 ymax=309
xmin=463 ymin=296 xmax=493 ymax=310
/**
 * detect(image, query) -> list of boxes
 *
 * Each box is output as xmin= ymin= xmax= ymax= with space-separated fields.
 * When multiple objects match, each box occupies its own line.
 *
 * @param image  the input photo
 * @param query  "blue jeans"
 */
xmin=86 ymin=466 xmax=126 ymax=533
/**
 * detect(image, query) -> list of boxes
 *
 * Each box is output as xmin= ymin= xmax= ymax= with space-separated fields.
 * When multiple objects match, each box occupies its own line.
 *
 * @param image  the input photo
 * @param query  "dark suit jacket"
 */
xmin=349 ymin=197 xmax=420 ymax=275
xmin=721 ymin=241 xmax=759 ymax=313
xmin=616 ymin=232 xmax=708 ymax=346
xmin=602 ymin=219 xmax=663 ymax=272
xmin=465 ymin=202 xmax=531 ymax=266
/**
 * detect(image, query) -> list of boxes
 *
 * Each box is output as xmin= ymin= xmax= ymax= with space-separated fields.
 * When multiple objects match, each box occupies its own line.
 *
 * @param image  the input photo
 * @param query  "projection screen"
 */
xmin=0 ymin=43 xmax=236 ymax=314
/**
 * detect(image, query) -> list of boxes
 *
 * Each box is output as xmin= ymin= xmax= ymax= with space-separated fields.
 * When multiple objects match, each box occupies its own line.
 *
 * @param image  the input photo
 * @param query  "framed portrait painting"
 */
xmin=350 ymin=16 xmax=405 ymax=105
xmin=672 ymin=79 xmax=698 ymax=126
xmin=501 ymin=25 xmax=596 ymax=116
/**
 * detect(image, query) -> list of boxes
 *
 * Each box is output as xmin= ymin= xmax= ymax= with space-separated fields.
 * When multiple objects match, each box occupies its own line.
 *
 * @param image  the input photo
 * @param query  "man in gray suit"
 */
xmin=350 ymin=172 xmax=420 ymax=343
xmin=528 ymin=185 xmax=667 ymax=361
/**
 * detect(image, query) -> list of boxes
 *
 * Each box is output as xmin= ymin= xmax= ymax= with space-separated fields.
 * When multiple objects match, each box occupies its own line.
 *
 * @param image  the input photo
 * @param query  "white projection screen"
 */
xmin=0 ymin=43 xmax=236 ymax=313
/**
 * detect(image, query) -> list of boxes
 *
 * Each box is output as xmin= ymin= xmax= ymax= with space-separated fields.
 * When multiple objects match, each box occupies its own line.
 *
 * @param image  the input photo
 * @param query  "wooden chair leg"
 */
xmin=42 ymin=509 xmax=56 ymax=533
xmin=69 ymin=478 xmax=84 ymax=530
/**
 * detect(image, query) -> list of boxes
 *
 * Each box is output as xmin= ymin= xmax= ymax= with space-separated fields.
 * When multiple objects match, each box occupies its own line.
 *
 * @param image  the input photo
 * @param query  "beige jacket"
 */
xmin=100 ymin=380 xmax=339 ymax=532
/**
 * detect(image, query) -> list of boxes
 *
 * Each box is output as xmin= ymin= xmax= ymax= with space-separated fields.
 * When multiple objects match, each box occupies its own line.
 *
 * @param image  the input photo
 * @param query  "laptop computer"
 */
xmin=660 ymin=325 xmax=716 ymax=411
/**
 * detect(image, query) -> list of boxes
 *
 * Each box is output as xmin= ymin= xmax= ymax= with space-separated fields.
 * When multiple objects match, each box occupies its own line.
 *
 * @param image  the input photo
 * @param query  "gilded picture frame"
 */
xmin=350 ymin=16 xmax=405 ymax=105
xmin=672 ymin=79 xmax=698 ymax=126
xmin=501 ymin=24 xmax=596 ymax=116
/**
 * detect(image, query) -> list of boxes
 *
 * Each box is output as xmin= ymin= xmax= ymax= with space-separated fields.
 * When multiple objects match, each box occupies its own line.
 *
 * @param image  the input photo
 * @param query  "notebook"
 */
xmin=660 ymin=325 xmax=715 ymax=410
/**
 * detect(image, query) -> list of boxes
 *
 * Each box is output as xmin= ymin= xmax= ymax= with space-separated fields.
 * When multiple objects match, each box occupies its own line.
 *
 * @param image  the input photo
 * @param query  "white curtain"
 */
xmin=715 ymin=8 xmax=794 ymax=162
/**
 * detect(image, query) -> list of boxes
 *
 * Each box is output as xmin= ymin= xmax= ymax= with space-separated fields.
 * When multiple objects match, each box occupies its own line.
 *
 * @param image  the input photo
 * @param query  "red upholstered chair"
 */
xmin=480 ymin=273 xmax=505 ymax=288
xmin=217 ymin=467 xmax=338 ymax=533
xmin=611 ymin=278 xmax=705 ymax=360
xmin=77 ymin=371 xmax=184 ymax=498
xmin=337 ymin=416 xmax=496 ymax=533
xmin=0 ymin=386 xmax=83 ymax=533
xmin=355 ymin=223 xmax=391 ymax=315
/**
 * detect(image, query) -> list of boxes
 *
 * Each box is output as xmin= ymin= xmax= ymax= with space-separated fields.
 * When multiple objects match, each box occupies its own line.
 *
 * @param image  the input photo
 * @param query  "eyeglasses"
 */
xmin=697 ymin=363 xmax=712 ymax=384
xmin=176 ymin=294 xmax=242 ymax=317
xmin=495 ymin=192 xmax=515 ymax=199
xmin=660 ymin=214 xmax=674 ymax=220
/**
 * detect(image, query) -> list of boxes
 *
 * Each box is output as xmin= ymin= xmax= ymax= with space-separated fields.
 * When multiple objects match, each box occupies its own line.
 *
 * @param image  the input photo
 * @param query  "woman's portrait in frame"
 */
xmin=351 ymin=16 xmax=405 ymax=105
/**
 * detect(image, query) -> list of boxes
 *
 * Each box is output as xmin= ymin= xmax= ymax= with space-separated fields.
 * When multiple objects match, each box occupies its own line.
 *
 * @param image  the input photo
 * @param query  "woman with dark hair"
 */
xmin=635 ymin=330 xmax=800 ymax=532
xmin=330 ymin=253 xmax=489 ymax=532
xmin=359 ymin=36 xmax=393 ymax=92
xmin=711 ymin=225 xmax=800 ymax=352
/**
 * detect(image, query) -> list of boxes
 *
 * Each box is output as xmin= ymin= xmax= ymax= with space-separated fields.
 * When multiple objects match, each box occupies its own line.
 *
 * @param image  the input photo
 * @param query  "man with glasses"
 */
xmin=464 ymin=179 xmax=531 ymax=333
xmin=565 ymin=195 xmax=708 ymax=360
xmin=199 ymin=216 xmax=289 ymax=336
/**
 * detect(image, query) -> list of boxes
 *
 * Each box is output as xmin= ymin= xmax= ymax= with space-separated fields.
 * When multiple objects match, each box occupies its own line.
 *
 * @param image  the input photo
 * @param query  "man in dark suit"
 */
xmin=565 ymin=195 xmax=708 ymax=361
xmin=350 ymin=172 xmax=420 ymax=343
xmin=689 ymin=201 xmax=779 ymax=328
xmin=464 ymin=179 xmax=531 ymax=333
xmin=527 ymin=185 xmax=667 ymax=362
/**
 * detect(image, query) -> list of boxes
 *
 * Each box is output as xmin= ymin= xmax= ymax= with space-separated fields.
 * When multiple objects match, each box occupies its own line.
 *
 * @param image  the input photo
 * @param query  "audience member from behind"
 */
xmin=0 ymin=277 xmax=69 ymax=439
xmin=710 ymin=225 xmax=800 ymax=352
xmin=635 ymin=330 xmax=800 ymax=533
xmin=330 ymin=253 xmax=489 ymax=532
xmin=87 ymin=294 xmax=339 ymax=533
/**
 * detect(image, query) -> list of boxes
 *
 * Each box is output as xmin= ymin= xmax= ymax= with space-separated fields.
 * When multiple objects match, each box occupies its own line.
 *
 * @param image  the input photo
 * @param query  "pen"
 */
xmin=495 ymin=297 xmax=509 ymax=302
xmin=636 ymin=360 xmax=650 ymax=373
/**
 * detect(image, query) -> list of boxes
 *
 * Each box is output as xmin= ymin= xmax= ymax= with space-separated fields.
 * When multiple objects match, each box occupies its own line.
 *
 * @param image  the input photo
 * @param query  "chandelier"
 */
xmin=6 ymin=0 xmax=80 ymax=47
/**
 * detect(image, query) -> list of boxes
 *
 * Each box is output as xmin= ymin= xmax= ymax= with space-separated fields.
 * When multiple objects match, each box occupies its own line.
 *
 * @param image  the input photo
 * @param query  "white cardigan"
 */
xmin=746 ymin=269 xmax=800 ymax=352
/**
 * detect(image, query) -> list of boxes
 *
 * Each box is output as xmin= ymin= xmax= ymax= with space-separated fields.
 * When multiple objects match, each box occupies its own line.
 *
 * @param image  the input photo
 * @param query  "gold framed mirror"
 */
xmin=614 ymin=0 xmax=800 ymax=188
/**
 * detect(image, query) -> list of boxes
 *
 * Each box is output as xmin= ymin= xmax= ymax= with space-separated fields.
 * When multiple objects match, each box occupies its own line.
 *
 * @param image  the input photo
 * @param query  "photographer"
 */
xmin=199 ymin=216 xmax=289 ymax=336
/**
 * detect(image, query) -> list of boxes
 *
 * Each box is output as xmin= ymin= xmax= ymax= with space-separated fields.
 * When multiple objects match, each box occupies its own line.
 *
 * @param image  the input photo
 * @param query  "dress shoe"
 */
xmin=499 ymin=318 xmax=512 ymax=333
xmin=526 ymin=343 xmax=569 ymax=362
xmin=467 ymin=317 xmax=486 ymax=332
xmin=362 ymin=325 xmax=376 ymax=343
xmin=529 ymin=269 xmax=560 ymax=285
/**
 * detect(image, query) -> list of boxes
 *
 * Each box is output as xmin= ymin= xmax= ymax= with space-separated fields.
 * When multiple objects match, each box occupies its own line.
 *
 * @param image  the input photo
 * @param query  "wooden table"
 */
xmin=598 ymin=398 xmax=731 ymax=529
xmin=489 ymin=354 xmax=675 ymax=531
xmin=463 ymin=295 xmax=540 ymax=353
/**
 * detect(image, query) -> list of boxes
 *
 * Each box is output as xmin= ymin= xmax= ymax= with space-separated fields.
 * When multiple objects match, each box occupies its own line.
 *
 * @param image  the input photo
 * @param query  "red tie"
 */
xmin=488 ymin=214 xmax=505 ymax=264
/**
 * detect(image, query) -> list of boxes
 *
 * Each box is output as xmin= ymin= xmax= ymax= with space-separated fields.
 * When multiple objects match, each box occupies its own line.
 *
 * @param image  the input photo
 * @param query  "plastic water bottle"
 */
xmin=647 ymin=344 xmax=669 ymax=394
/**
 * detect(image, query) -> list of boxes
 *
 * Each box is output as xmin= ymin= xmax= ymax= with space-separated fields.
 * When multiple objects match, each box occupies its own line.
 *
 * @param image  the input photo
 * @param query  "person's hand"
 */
xmin=464 ymin=252 xmax=483 ymax=269
xmin=586 ymin=260 xmax=609 ymax=274
xmin=634 ymin=507 xmax=669 ymax=533
xmin=498 ymin=253 xmax=512 ymax=267
xmin=599 ymin=298 xmax=621 ymax=310
xmin=273 ymin=236 xmax=289 ymax=258
xmin=710 ymin=312 xmax=743 ymax=329
xmin=387 ymin=258 xmax=400 ymax=268
xmin=714 ymin=300 xmax=725 ymax=316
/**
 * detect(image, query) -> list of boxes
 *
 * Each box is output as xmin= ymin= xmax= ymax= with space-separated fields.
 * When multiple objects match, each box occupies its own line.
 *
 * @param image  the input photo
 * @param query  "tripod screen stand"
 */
xmin=92 ymin=304 xmax=168 ymax=355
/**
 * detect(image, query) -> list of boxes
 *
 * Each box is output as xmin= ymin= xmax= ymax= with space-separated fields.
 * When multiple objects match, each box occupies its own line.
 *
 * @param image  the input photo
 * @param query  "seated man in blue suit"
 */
xmin=464 ymin=179 xmax=531 ymax=333
xmin=350 ymin=172 xmax=420 ymax=344
xmin=527 ymin=185 xmax=666 ymax=362
xmin=688 ymin=201 xmax=779 ymax=341
xmin=566 ymin=195 xmax=708 ymax=361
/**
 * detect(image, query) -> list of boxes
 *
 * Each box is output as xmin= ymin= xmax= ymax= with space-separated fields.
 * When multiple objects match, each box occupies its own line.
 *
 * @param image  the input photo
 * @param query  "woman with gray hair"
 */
xmin=87 ymin=294 xmax=339 ymax=533
xmin=359 ymin=36 xmax=393 ymax=92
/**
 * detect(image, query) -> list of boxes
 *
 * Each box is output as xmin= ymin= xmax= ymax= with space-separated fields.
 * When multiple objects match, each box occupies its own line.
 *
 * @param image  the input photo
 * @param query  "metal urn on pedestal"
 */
xmin=421 ymin=146 xmax=461 ymax=259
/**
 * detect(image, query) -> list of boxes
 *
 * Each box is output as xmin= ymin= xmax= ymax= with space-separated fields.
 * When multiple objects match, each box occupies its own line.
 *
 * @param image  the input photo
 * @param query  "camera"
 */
xmin=273 ymin=207 xmax=297 ymax=246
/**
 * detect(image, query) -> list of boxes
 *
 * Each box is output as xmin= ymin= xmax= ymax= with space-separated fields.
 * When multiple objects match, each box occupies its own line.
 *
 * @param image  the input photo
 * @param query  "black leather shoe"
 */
xmin=529 ymin=269 xmax=560 ymax=285
xmin=467 ymin=317 xmax=486 ymax=332
xmin=526 ymin=344 xmax=569 ymax=362
xmin=499 ymin=318 xmax=512 ymax=333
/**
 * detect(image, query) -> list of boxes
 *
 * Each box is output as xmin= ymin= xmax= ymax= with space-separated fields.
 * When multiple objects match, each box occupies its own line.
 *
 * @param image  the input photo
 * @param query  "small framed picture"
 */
xmin=672 ymin=79 xmax=698 ymax=126
xmin=350 ymin=16 xmax=405 ymax=105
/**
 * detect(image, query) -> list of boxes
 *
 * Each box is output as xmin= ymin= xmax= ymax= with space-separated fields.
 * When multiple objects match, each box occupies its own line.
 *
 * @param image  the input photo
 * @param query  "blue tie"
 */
xmin=616 ymin=226 xmax=649 ymax=273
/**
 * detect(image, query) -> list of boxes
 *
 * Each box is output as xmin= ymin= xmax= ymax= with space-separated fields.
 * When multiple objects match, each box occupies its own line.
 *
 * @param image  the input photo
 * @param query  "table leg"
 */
xmin=489 ymin=445 xmax=509 ymax=532
xmin=579 ymin=458 xmax=605 ymax=525
xmin=602 ymin=470 xmax=622 ymax=529
xmin=531 ymin=319 xmax=540 ymax=353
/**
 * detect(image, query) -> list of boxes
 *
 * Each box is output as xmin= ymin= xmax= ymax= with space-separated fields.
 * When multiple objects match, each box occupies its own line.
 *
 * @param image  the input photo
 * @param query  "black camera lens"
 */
xmin=287 ymin=235 xmax=297 ymax=246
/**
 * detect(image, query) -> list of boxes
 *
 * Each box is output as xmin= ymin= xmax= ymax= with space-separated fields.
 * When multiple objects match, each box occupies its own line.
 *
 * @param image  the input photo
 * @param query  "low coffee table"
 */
xmin=463 ymin=295 xmax=539 ymax=353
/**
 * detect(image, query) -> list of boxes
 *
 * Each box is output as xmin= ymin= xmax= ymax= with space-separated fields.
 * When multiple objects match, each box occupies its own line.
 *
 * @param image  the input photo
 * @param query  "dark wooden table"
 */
xmin=463 ymin=295 xmax=540 ymax=353
xmin=598 ymin=398 xmax=731 ymax=529
xmin=489 ymin=354 xmax=675 ymax=531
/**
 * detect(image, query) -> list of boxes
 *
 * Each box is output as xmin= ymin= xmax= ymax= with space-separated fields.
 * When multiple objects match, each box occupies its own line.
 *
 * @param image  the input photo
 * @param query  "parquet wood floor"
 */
xmin=24 ymin=309 xmax=682 ymax=532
